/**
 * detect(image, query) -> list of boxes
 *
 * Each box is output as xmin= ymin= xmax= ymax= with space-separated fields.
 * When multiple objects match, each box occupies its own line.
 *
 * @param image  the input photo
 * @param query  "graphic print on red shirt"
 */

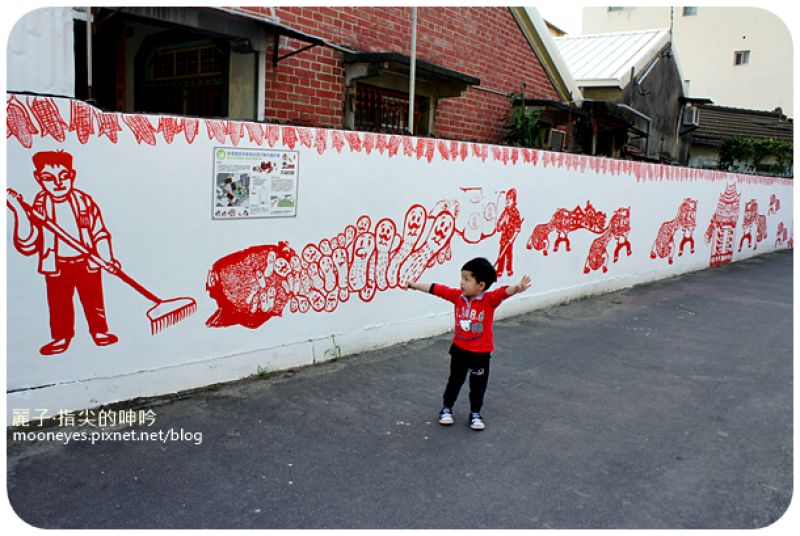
xmin=431 ymin=284 xmax=510 ymax=353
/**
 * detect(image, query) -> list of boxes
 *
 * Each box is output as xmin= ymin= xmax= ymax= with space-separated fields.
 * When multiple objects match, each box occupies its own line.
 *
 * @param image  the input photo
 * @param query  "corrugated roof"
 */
xmin=694 ymin=105 xmax=794 ymax=144
xmin=555 ymin=29 xmax=670 ymax=88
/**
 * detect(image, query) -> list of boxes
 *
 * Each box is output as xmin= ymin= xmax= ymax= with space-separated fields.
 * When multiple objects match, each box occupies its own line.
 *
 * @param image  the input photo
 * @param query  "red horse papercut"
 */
xmin=650 ymin=198 xmax=698 ymax=264
xmin=206 ymin=203 xmax=456 ymax=328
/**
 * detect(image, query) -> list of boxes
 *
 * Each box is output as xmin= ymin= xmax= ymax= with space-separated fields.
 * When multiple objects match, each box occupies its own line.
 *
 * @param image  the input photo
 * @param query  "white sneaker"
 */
xmin=438 ymin=408 xmax=454 ymax=426
xmin=470 ymin=413 xmax=485 ymax=430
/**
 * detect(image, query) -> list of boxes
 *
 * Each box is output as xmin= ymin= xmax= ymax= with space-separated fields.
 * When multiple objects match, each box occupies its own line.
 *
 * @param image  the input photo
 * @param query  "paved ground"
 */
xmin=6 ymin=250 xmax=794 ymax=529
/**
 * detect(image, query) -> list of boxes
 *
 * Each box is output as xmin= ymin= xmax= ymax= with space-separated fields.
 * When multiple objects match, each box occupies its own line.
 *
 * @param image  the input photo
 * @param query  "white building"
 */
xmin=582 ymin=6 xmax=793 ymax=118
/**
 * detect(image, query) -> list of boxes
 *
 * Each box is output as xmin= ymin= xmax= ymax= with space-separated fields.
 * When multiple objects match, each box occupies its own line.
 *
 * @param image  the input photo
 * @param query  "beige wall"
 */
xmin=582 ymin=7 xmax=793 ymax=118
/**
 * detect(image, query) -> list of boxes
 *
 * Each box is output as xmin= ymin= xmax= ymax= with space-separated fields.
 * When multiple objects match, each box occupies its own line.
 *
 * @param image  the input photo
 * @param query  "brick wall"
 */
xmin=233 ymin=6 xmax=560 ymax=144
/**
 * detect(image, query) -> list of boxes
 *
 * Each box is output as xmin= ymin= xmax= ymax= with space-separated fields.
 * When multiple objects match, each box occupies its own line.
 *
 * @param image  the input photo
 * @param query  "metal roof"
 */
xmin=555 ymin=29 xmax=670 ymax=88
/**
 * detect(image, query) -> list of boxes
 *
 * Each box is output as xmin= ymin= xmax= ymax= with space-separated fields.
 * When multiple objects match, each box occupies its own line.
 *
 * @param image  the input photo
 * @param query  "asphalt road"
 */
xmin=6 ymin=250 xmax=794 ymax=529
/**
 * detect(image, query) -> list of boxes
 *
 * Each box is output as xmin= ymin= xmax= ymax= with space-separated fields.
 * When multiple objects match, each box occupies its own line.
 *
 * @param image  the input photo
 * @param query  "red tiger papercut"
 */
xmin=738 ymin=199 xmax=767 ymax=252
xmin=206 ymin=203 xmax=456 ymax=328
xmin=650 ymin=198 xmax=698 ymax=264
xmin=584 ymin=207 xmax=632 ymax=274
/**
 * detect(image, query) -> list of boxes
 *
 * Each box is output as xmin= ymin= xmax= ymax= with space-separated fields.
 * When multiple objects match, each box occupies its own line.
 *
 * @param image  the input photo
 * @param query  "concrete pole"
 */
xmin=408 ymin=7 xmax=417 ymax=135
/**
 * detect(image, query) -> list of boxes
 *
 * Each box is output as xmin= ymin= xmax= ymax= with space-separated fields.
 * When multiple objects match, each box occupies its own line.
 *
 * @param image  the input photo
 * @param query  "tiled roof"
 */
xmin=694 ymin=105 xmax=793 ymax=144
xmin=555 ymin=29 xmax=670 ymax=88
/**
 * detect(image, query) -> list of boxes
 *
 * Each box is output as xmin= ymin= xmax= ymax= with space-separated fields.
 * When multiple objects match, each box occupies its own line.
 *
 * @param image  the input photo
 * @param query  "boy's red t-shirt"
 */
xmin=431 ymin=284 xmax=510 ymax=353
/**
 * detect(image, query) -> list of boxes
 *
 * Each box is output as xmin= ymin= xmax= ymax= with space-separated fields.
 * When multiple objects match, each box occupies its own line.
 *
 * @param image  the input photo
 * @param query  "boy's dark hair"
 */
xmin=462 ymin=257 xmax=497 ymax=289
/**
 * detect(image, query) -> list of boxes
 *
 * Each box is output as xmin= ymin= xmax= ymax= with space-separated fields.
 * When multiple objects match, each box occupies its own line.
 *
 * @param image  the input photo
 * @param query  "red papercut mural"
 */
xmin=769 ymin=194 xmax=781 ymax=214
xmin=266 ymin=125 xmax=280 ymax=147
xmin=157 ymin=117 xmax=182 ymax=144
xmin=7 ymin=95 xmax=39 ymax=149
xmin=69 ymin=100 xmax=95 ymax=144
xmin=180 ymin=118 xmax=199 ymax=144
xmin=738 ymin=199 xmax=767 ymax=252
xmin=526 ymin=201 xmax=607 ymax=256
xmin=494 ymin=188 xmax=523 ymax=277
xmin=28 ymin=96 xmax=68 ymax=142
xmin=206 ymin=120 xmax=227 ymax=144
xmin=526 ymin=201 xmax=631 ymax=274
xmin=122 ymin=114 xmax=157 ymax=145
xmin=775 ymin=222 xmax=789 ymax=247
xmin=245 ymin=122 xmax=265 ymax=145
xmin=228 ymin=121 xmax=245 ymax=147
xmin=331 ymin=130 xmax=346 ymax=153
xmin=705 ymin=183 xmax=741 ymax=267
xmin=584 ymin=207 xmax=632 ymax=274
xmin=95 ymin=111 xmax=123 ymax=143
xmin=6 ymin=150 xmax=196 ymax=355
xmin=650 ymin=198 xmax=698 ymax=264
xmin=206 ymin=203 xmax=456 ymax=328
xmin=282 ymin=126 xmax=298 ymax=150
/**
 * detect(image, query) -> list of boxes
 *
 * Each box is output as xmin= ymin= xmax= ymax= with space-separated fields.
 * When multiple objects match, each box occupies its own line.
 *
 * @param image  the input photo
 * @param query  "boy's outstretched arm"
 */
xmin=506 ymin=275 xmax=532 ymax=296
xmin=405 ymin=281 xmax=433 ymax=293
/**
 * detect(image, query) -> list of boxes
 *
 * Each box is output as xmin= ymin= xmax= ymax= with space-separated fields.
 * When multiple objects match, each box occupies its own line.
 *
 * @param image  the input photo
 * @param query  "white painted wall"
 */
xmin=6 ymin=97 xmax=793 ymax=423
xmin=582 ymin=6 xmax=794 ymax=117
xmin=6 ymin=7 xmax=76 ymax=97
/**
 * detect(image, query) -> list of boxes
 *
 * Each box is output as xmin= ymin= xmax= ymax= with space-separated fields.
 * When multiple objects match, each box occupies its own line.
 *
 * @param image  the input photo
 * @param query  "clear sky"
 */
xmin=533 ymin=5 xmax=584 ymax=36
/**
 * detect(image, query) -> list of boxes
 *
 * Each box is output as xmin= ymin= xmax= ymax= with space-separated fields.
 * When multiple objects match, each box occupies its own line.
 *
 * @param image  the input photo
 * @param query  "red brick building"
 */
xmin=82 ymin=6 xmax=568 ymax=145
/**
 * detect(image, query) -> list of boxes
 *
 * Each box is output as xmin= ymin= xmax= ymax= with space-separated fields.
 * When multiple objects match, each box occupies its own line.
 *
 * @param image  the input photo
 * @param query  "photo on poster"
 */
xmin=212 ymin=147 xmax=299 ymax=219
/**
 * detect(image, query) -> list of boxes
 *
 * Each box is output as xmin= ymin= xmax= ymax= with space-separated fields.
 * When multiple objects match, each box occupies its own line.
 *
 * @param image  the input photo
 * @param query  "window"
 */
xmin=683 ymin=7 xmax=698 ymax=16
xmin=735 ymin=51 xmax=750 ymax=65
xmin=354 ymin=85 xmax=421 ymax=135
xmin=144 ymin=42 xmax=226 ymax=117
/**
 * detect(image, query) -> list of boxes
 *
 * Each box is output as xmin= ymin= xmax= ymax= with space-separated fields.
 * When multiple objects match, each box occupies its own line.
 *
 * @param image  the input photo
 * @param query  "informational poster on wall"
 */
xmin=212 ymin=147 xmax=299 ymax=219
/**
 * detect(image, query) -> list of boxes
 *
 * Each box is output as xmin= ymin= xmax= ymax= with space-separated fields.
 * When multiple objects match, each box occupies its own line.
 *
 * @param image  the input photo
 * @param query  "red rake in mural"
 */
xmin=9 ymin=193 xmax=196 ymax=335
xmin=650 ymin=198 xmax=698 ymax=264
xmin=206 ymin=203 xmax=456 ymax=328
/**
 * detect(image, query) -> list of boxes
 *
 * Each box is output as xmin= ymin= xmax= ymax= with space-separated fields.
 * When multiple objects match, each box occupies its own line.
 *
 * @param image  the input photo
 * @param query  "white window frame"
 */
xmin=734 ymin=51 xmax=750 ymax=66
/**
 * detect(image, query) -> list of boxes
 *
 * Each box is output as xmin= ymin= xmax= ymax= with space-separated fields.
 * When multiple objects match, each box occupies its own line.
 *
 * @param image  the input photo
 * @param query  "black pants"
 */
xmin=442 ymin=343 xmax=491 ymax=413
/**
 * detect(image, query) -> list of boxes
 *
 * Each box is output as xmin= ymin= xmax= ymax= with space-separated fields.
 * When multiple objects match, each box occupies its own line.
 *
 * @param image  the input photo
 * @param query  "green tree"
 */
xmin=718 ymin=136 xmax=793 ymax=177
xmin=501 ymin=83 xmax=543 ymax=149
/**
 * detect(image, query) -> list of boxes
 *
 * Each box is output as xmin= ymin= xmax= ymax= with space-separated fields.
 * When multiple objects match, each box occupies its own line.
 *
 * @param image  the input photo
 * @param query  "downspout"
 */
xmin=617 ymin=103 xmax=652 ymax=158
xmin=86 ymin=7 xmax=93 ymax=100
xmin=408 ymin=7 xmax=417 ymax=135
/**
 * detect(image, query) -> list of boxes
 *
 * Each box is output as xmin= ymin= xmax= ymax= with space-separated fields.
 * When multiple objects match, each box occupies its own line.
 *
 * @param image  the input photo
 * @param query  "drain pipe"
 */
xmin=617 ymin=104 xmax=652 ymax=158
xmin=86 ymin=7 xmax=93 ymax=100
xmin=408 ymin=7 xmax=417 ymax=135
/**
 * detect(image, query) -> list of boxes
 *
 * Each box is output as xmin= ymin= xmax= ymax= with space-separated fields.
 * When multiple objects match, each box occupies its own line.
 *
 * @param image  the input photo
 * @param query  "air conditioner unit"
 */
xmin=550 ymin=130 xmax=565 ymax=151
xmin=683 ymin=106 xmax=699 ymax=127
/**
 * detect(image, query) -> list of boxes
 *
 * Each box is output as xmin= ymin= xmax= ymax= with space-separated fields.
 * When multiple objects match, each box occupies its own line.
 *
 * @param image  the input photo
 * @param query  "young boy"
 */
xmin=405 ymin=257 xmax=531 ymax=430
